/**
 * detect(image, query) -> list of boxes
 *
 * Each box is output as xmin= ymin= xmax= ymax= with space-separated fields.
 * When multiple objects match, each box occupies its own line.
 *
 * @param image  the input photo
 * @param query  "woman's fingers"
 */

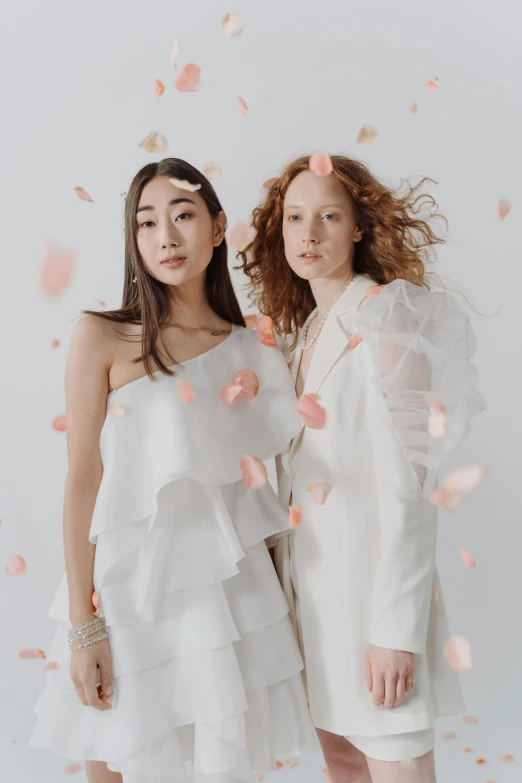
xmin=384 ymin=676 xmax=397 ymax=709
xmin=372 ymin=675 xmax=385 ymax=706
xmin=394 ymin=674 xmax=406 ymax=706
xmin=365 ymin=659 xmax=373 ymax=692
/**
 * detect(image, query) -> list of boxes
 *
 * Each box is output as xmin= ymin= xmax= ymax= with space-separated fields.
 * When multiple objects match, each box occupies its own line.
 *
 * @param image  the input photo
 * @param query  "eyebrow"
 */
xmin=136 ymin=197 xmax=196 ymax=214
xmin=283 ymin=203 xmax=344 ymax=210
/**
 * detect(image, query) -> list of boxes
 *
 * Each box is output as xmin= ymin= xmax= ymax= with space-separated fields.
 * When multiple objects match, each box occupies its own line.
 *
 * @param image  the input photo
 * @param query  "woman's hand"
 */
xmin=70 ymin=636 xmax=114 ymax=711
xmin=364 ymin=644 xmax=414 ymax=709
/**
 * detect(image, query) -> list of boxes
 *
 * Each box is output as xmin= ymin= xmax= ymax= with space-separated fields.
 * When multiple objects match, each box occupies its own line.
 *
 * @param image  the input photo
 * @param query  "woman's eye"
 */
xmin=176 ymin=212 xmax=192 ymax=221
xmin=324 ymin=213 xmax=337 ymax=220
xmin=139 ymin=221 xmax=154 ymax=228
xmin=288 ymin=215 xmax=300 ymax=221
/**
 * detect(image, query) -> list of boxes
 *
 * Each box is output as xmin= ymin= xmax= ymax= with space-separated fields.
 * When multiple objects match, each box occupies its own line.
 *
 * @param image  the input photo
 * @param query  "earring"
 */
xmin=132 ymin=276 xmax=137 ymax=283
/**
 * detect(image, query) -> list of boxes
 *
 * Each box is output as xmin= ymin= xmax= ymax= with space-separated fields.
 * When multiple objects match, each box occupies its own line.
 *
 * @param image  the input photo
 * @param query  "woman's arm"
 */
xmin=63 ymin=315 xmax=113 ymax=627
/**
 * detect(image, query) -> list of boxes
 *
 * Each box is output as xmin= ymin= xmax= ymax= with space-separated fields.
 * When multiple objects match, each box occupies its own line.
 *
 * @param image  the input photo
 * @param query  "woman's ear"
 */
xmin=354 ymin=227 xmax=364 ymax=243
xmin=213 ymin=211 xmax=227 ymax=246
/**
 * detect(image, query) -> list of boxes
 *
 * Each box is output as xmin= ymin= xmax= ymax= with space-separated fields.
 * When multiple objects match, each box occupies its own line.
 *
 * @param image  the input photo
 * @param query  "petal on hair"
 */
xmin=263 ymin=177 xmax=278 ymax=189
xmin=244 ymin=314 xmax=257 ymax=329
xmin=6 ymin=555 xmax=26 ymax=576
xmin=426 ymin=77 xmax=440 ymax=90
xmin=169 ymin=177 xmax=201 ymax=192
xmin=458 ymin=548 xmax=476 ymax=569
xmin=226 ymin=222 xmax=257 ymax=251
xmin=222 ymin=12 xmax=243 ymax=37
xmin=44 ymin=661 xmax=61 ymax=671
xmin=255 ymin=315 xmax=276 ymax=346
xmin=355 ymin=125 xmax=378 ymax=144
xmin=170 ymin=39 xmax=180 ymax=67
xmin=409 ymin=101 xmax=418 ymax=114
xmin=427 ymin=487 xmax=463 ymax=512
xmin=309 ymin=152 xmax=333 ymax=177
xmin=289 ymin=505 xmax=303 ymax=528
xmin=220 ymin=383 xmax=242 ymax=405
xmin=52 ymin=413 xmax=72 ymax=432
xmin=348 ymin=332 xmax=363 ymax=349
xmin=50 ymin=338 xmax=60 ymax=348
xmin=237 ymin=96 xmax=248 ymax=117
xmin=444 ymin=465 xmax=489 ymax=494
xmin=19 ymin=648 xmax=46 ymax=660
xmin=38 ymin=242 xmax=76 ymax=297
xmin=203 ymin=162 xmax=222 ymax=181
xmin=235 ymin=369 xmax=259 ymax=398
xmin=296 ymin=394 xmax=327 ymax=429
xmin=307 ymin=481 xmax=330 ymax=505
xmin=138 ymin=131 xmax=168 ymax=153
xmin=63 ymin=764 xmax=83 ymax=774
xmin=497 ymin=198 xmax=511 ymax=220
xmin=73 ymin=186 xmax=93 ymax=202
xmin=240 ymin=454 xmax=268 ymax=489
xmin=444 ymin=635 xmax=472 ymax=672
xmin=154 ymin=79 xmax=165 ymax=97
xmin=176 ymin=379 xmax=196 ymax=404
xmin=175 ymin=63 xmax=201 ymax=92
xmin=364 ymin=285 xmax=384 ymax=298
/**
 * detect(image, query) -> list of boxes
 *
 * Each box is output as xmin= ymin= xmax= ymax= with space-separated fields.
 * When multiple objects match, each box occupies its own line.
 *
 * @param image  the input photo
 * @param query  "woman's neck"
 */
xmin=309 ymin=268 xmax=356 ymax=317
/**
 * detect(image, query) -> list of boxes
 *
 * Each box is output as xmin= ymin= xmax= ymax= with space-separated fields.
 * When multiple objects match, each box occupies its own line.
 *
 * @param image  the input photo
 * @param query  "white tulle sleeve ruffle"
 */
xmin=355 ymin=279 xmax=486 ymax=498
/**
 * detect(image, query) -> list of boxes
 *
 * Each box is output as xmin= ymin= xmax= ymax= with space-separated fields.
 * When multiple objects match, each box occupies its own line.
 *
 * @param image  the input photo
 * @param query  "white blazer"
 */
xmin=274 ymin=273 xmax=486 ymax=736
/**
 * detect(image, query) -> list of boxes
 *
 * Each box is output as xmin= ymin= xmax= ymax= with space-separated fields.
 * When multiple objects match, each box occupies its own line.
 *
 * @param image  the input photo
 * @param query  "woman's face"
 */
xmin=136 ymin=175 xmax=226 ymax=287
xmin=282 ymin=170 xmax=363 ymax=281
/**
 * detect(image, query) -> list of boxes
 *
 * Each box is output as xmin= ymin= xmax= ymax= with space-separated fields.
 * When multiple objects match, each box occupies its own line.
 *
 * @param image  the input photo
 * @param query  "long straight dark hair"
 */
xmin=83 ymin=158 xmax=245 ymax=379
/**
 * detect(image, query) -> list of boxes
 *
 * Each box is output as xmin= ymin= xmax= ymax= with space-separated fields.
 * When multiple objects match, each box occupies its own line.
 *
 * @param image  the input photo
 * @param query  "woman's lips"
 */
xmin=161 ymin=257 xmax=186 ymax=268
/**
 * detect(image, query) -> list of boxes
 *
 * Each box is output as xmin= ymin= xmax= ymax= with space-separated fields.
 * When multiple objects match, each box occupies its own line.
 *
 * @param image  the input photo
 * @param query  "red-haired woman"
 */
xmin=239 ymin=155 xmax=486 ymax=783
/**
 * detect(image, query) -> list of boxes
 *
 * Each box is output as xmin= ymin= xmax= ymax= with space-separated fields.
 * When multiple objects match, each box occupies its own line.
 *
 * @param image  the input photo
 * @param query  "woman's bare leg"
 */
xmin=366 ymin=750 xmax=436 ymax=783
xmin=85 ymin=761 xmax=123 ymax=783
xmin=316 ymin=728 xmax=372 ymax=783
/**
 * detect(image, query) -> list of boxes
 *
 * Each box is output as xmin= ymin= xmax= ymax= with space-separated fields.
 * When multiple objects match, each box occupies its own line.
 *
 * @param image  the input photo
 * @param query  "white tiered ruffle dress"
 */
xmin=29 ymin=324 xmax=318 ymax=782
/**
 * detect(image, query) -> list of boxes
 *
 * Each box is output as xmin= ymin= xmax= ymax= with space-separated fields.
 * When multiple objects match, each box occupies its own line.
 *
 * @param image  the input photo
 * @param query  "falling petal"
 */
xmin=169 ymin=177 xmax=201 ymax=192
xmin=463 ymin=747 xmax=473 ymax=753
xmin=355 ymin=125 xmax=378 ymax=144
xmin=176 ymin=379 xmax=196 ymax=404
xmin=256 ymin=315 xmax=276 ymax=346
xmin=348 ymin=333 xmax=363 ymax=349
xmin=170 ymin=39 xmax=180 ymax=67
xmin=222 ymin=13 xmax=243 ymax=37
xmin=138 ymin=132 xmax=168 ymax=154
xmin=434 ymin=584 xmax=441 ymax=603
xmin=284 ymin=759 xmax=297 ymax=767
xmin=263 ymin=177 xmax=278 ymax=190
xmin=275 ymin=761 xmax=284 ymax=769
xmin=364 ymin=285 xmax=384 ymax=298
xmin=203 ymin=162 xmax=222 ymax=181
xmin=427 ymin=488 xmax=463 ymax=512
xmin=240 ymin=454 xmax=268 ymax=489
xmin=254 ymin=775 xmax=264 ymax=782
xmin=237 ymin=96 xmax=248 ymax=117
xmin=97 ymin=300 xmax=106 ymax=307
xmin=38 ymin=242 xmax=76 ymax=297
xmin=44 ymin=661 xmax=61 ymax=671
xmin=444 ymin=465 xmax=489 ymax=494
xmin=296 ymin=393 xmax=327 ymax=429
xmin=409 ymin=101 xmax=418 ymax=114
xmin=475 ymin=758 xmax=486 ymax=765
xmin=52 ymin=413 xmax=72 ymax=432
xmin=444 ymin=635 xmax=472 ymax=672
xmin=244 ymin=314 xmax=257 ymax=328
xmin=497 ymin=198 xmax=511 ymax=220
xmin=235 ymin=369 xmax=259 ymax=398
xmin=220 ymin=383 xmax=242 ymax=405
xmin=463 ymin=715 xmax=478 ymax=724
xmin=289 ymin=505 xmax=303 ymax=528
xmin=175 ymin=63 xmax=201 ymax=92
xmin=6 ymin=555 xmax=26 ymax=576
xmin=427 ymin=396 xmax=447 ymax=438
xmin=441 ymin=732 xmax=456 ymax=740
xmin=73 ymin=186 xmax=93 ymax=203
xmin=50 ymin=338 xmax=60 ymax=348
xmin=426 ymin=77 xmax=440 ymax=90
xmin=226 ymin=222 xmax=257 ymax=251
xmin=154 ymin=79 xmax=165 ymax=97
xmin=458 ymin=548 xmax=476 ymax=569
xmin=63 ymin=764 xmax=83 ymax=774
xmin=19 ymin=649 xmax=46 ymax=660
xmin=501 ymin=754 xmax=514 ymax=762
xmin=309 ymin=152 xmax=333 ymax=177
xmin=307 ymin=481 xmax=330 ymax=505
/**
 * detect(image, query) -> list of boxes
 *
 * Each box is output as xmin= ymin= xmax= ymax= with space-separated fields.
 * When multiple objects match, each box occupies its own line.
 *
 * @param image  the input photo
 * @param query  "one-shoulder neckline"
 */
xmin=107 ymin=323 xmax=241 ymax=399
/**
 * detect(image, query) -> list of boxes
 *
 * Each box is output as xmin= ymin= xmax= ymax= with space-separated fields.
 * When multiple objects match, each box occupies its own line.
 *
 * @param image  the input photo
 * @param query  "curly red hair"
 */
xmin=237 ymin=154 xmax=446 ymax=341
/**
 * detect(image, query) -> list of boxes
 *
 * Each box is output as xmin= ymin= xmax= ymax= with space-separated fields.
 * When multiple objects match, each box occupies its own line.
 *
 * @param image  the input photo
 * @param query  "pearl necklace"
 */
xmin=300 ymin=274 xmax=358 ymax=351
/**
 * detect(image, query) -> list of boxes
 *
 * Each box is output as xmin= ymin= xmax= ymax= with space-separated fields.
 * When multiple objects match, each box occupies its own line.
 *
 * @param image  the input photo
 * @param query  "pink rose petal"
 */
xmin=38 ymin=242 xmax=76 ymax=297
xmin=444 ymin=635 xmax=472 ymax=672
xmin=296 ymin=393 xmax=327 ymax=429
xmin=169 ymin=177 xmax=201 ymax=192
xmin=409 ymin=101 xmax=418 ymax=114
xmin=44 ymin=661 xmax=61 ymax=671
xmin=220 ymin=384 xmax=242 ymax=405
xmin=501 ymin=754 xmax=514 ymax=762
xmin=289 ymin=505 xmax=302 ymax=528
xmin=176 ymin=379 xmax=195 ymax=404
xmin=284 ymin=759 xmax=297 ymax=767
xmin=6 ymin=555 xmax=27 ymax=576
xmin=309 ymin=152 xmax=333 ymax=177
xmin=240 ymin=454 xmax=268 ymax=489
xmin=138 ymin=132 xmax=168 ymax=154
xmin=237 ymin=96 xmax=248 ymax=117
xmin=256 ymin=315 xmax=276 ymax=346
xmin=275 ymin=761 xmax=284 ymax=769
xmin=170 ymin=39 xmax=180 ymax=67
xmin=364 ymin=285 xmax=384 ymax=298
xmin=52 ymin=413 xmax=72 ymax=432
xmin=426 ymin=77 xmax=440 ymax=90
xmin=226 ymin=222 xmax=257 ymax=251
xmin=203 ymin=162 xmax=222 ymax=181
xmin=19 ymin=648 xmax=46 ymax=660
xmin=434 ymin=583 xmax=441 ymax=603
xmin=427 ymin=487 xmax=463 ymax=512
xmin=73 ymin=186 xmax=93 ymax=203
xmin=263 ymin=177 xmax=278 ymax=190
xmin=427 ymin=396 xmax=447 ymax=438
xmin=154 ymin=79 xmax=165 ymax=97
xmin=63 ymin=764 xmax=83 ymax=774
xmin=222 ymin=12 xmax=243 ymax=37
xmin=497 ymin=198 xmax=511 ymax=220
xmin=442 ymin=732 xmax=456 ymax=740
xmin=463 ymin=715 xmax=478 ymax=724
xmin=307 ymin=481 xmax=330 ymax=505
xmin=50 ymin=338 xmax=60 ymax=348
xmin=355 ymin=125 xmax=378 ymax=144
xmin=175 ymin=63 xmax=201 ymax=92
xmin=254 ymin=775 xmax=264 ymax=782
xmin=458 ymin=548 xmax=476 ymax=569
xmin=348 ymin=333 xmax=363 ymax=349
xmin=235 ymin=369 xmax=259 ymax=398
xmin=444 ymin=465 xmax=489 ymax=494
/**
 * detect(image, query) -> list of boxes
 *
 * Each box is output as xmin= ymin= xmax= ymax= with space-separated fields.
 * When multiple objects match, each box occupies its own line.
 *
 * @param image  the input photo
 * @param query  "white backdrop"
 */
xmin=1 ymin=1 xmax=520 ymax=781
